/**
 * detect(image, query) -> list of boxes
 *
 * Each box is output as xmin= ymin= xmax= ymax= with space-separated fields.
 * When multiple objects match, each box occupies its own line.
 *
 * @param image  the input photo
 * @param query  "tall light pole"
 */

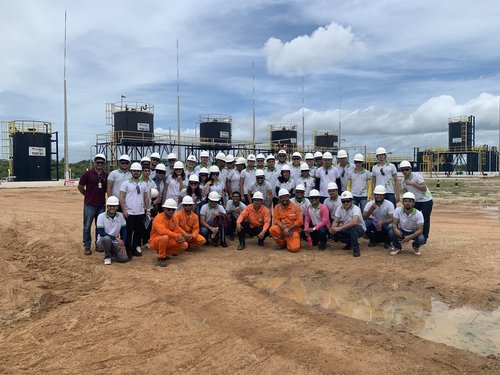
xmin=338 ymin=85 xmax=342 ymax=151
xmin=63 ymin=10 xmax=69 ymax=180
xmin=301 ymin=75 xmax=305 ymax=151
xmin=177 ymin=38 xmax=181 ymax=159
xmin=252 ymin=61 xmax=256 ymax=145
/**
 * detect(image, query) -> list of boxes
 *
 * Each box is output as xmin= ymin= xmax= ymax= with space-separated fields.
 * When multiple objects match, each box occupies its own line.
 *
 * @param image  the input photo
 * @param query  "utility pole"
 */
xmin=63 ymin=10 xmax=69 ymax=180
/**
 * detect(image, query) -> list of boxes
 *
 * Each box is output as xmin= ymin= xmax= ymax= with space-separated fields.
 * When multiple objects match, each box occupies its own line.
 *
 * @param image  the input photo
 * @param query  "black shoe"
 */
xmin=171 ymin=253 xmax=179 ymax=256
xmin=368 ymin=241 xmax=376 ymax=247
xmin=258 ymin=239 xmax=264 ymax=246
xmin=157 ymin=258 xmax=167 ymax=267
xmin=353 ymin=250 xmax=361 ymax=257
xmin=237 ymin=241 xmax=245 ymax=250
xmin=342 ymin=244 xmax=351 ymax=250
xmin=384 ymin=242 xmax=391 ymax=249
xmin=132 ymin=250 xmax=142 ymax=257
xmin=84 ymin=248 xmax=91 ymax=256
xmin=319 ymin=242 xmax=326 ymax=250
xmin=221 ymin=242 xmax=228 ymax=248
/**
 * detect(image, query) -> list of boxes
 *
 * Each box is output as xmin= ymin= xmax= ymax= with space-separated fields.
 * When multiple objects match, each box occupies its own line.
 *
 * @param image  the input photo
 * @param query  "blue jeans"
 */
xmin=364 ymin=220 xmax=391 ymax=244
xmin=334 ymin=225 xmax=365 ymax=251
xmin=308 ymin=225 xmax=329 ymax=245
xmin=414 ymin=200 xmax=433 ymax=241
xmin=96 ymin=237 xmax=129 ymax=262
xmin=388 ymin=227 xmax=425 ymax=250
xmin=353 ymin=196 xmax=367 ymax=212
xmin=83 ymin=204 xmax=105 ymax=249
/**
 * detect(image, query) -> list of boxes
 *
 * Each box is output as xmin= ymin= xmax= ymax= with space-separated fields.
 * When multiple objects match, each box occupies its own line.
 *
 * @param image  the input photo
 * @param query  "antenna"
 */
xmin=252 ymin=61 xmax=256 ymax=144
xmin=63 ymin=10 xmax=69 ymax=180
xmin=177 ymin=38 xmax=181 ymax=159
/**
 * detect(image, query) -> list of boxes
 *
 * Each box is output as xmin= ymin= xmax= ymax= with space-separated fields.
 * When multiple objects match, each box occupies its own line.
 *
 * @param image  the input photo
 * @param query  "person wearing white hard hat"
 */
xmin=197 ymin=167 xmax=210 ymax=196
xmin=140 ymin=163 xmax=158 ymax=247
xmin=255 ymin=154 xmax=266 ymax=170
xmin=164 ymin=152 xmax=177 ymax=176
xmin=330 ymin=191 xmax=366 ymax=257
xmin=140 ymin=156 xmax=151 ymax=173
xmin=78 ymin=153 xmax=108 ymax=255
xmin=179 ymin=174 xmax=204 ymax=215
xmin=389 ymin=192 xmax=425 ymax=256
xmin=149 ymin=152 xmax=161 ymax=179
xmin=225 ymin=154 xmax=236 ymax=178
xmin=264 ymin=154 xmax=280 ymax=205
xmin=236 ymin=191 xmax=271 ymax=249
xmin=315 ymin=151 xmax=341 ymax=202
xmin=371 ymin=147 xmax=399 ymax=207
xmin=269 ymin=188 xmax=303 ymax=252
xmin=226 ymin=157 xmax=245 ymax=195
xmin=247 ymin=169 xmax=273 ymax=207
xmin=290 ymin=184 xmax=310 ymax=218
xmin=107 ymin=155 xmax=132 ymax=202
xmin=276 ymin=164 xmax=295 ymax=198
xmin=347 ymin=153 xmax=372 ymax=212
xmin=290 ymin=152 xmax=302 ymax=182
xmin=152 ymin=163 xmax=168 ymax=212
xmin=399 ymin=160 xmax=432 ymax=241
xmin=119 ymin=162 xmax=151 ymax=259
xmin=225 ymin=191 xmax=247 ymax=241
xmin=174 ymin=196 xmax=206 ymax=250
xmin=363 ymin=185 xmax=394 ymax=248
xmin=96 ymin=196 xmax=129 ymax=265
xmin=304 ymin=153 xmax=316 ymax=177
xmin=313 ymin=151 xmax=323 ymax=170
xmin=276 ymin=149 xmax=289 ymax=173
xmin=195 ymin=150 xmax=210 ymax=173
xmin=205 ymin=165 xmax=226 ymax=206
xmin=296 ymin=163 xmax=315 ymax=197
xmin=324 ymin=182 xmax=342 ymax=221
xmin=335 ymin=150 xmax=350 ymax=192
xmin=185 ymin=155 xmax=197 ymax=180
xmin=304 ymin=189 xmax=330 ymax=250
xmin=200 ymin=191 xmax=229 ymax=247
xmin=150 ymin=198 xmax=189 ymax=266
xmin=214 ymin=152 xmax=227 ymax=188
xmin=165 ymin=161 xmax=187 ymax=204
xmin=239 ymin=154 xmax=257 ymax=204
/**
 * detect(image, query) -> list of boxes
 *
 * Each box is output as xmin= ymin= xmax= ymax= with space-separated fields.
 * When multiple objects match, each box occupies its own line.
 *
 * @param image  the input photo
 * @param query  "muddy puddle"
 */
xmin=250 ymin=276 xmax=500 ymax=358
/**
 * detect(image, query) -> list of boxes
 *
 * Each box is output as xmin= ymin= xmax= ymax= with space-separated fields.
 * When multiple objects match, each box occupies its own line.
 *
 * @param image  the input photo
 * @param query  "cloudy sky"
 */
xmin=1 ymin=0 xmax=500 ymax=161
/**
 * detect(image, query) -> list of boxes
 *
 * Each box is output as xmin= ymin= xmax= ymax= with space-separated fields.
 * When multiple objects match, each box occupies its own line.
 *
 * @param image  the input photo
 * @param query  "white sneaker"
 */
xmin=136 ymin=246 xmax=142 ymax=254
xmin=104 ymin=258 xmax=112 ymax=265
xmin=414 ymin=248 xmax=422 ymax=256
xmin=390 ymin=248 xmax=403 ymax=256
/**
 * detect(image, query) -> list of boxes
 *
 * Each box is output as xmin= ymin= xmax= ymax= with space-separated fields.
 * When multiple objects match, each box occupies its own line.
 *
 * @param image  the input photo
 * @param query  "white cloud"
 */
xmin=263 ymin=21 xmax=367 ymax=77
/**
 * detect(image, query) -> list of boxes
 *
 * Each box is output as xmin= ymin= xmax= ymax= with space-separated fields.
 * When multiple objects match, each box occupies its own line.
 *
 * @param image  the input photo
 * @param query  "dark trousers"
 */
xmin=364 ymin=220 xmax=391 ymax=244
xmin=414 ymin=200 xmax=433 ymax=240
xmin=388 ymin=227 xmax=425 ymax=250
xmin=200 ymin=215 xmax=229 ymax=245
xmin=308 ymin=226 xmax=328 ymax=245
xmin=238 ymin=221 xmax=269 ymax=242
xmin=334 ymin=225 xmax=365 ymax=251
xmin=125 ymin=214 xmax=145 ymax=258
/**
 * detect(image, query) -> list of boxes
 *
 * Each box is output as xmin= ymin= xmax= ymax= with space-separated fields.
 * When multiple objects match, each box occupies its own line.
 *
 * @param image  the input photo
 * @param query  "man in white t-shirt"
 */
xmin=107 ymin=154 xmax=132 ymax=202
xmin=389 ymin=192 xmax=425 ymax=256
xmin=371 ymin=147 xmax=400 ymax=207
xmin=200 ymin=192 xmax=229 ymax=247
xmin=96 ymin=196 xmax=128 ymax=265
xmin=363 ymin=185 xmax=394 ymax=248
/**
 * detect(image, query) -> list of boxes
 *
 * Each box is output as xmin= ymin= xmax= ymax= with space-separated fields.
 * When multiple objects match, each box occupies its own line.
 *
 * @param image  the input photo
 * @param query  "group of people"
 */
xmin=78 ymin=147 xmax=433 ymax=266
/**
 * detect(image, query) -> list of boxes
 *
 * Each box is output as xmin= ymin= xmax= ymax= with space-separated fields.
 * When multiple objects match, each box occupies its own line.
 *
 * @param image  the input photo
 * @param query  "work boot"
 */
xmin=342 ymin=244 xmax=351 ymax=250
xmin=353 ymin=250 xmax=361 ymax=257
xmin=368 ymin=240 xmax=376 ymax=247
xmin=318 ymin=242 xmax=326 ymax=250
xmin=157 ymin=258 xmax=167 ymax=267
xmin=84 ymin=247 xmax=91 ymax=256
xmin=258 ymin=239 xmax=264 ymax=246
xmin=238 ymin=240 xmax=245 ymax=250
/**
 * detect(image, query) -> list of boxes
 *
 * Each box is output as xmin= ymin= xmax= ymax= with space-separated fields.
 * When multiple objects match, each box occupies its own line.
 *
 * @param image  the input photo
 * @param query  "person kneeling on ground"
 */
xmin=269 ymin=188 xmax=303 ymax=253
xmin=200 ymin=191 xmax=230 ymax=247
xmin=174 ymin=196 xmax=206 ymax=251
xmin=96 ymin=196 xmax=129 ymax=265
xmin=225 ymin=191 xmax=247 ymax=241
xmin=304 ymin=189 xmax=330 ymax=250
xmin=150 ymin=198 xmax=188 ymax=267
xmin=388 ymin=192 xmax=425 ymax=256
xmin=236 ymin=191 xmax=271 ymax=250
xmin=363 ymin=185 xmax=394 ymax=248
xmin=330 ymin=191 xmax=366 ymax=257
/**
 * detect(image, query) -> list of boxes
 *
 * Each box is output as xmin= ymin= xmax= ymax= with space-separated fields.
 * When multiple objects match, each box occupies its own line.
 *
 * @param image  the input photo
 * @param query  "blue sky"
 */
xmin=1 ymin=0 xmax=500 ymax=161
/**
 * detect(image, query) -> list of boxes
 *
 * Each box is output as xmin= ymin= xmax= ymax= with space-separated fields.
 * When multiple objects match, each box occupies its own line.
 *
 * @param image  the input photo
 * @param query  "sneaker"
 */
xmin=84 ymin=248 xmax=91 ymax=256
xmin=318 ymin=242 xmax=326 ymax=250
xmin=353 ymin=250 xmax=361 ymax=257
xmin=258 ymin=239 xmax=264 ymax=247
xmin=414 ymin=247 xmax=422 ymax=256
xmin=133 ymin=246 xmax=142 ymax=257
xmin=136 ymin=246 xmax=142 ymax=254
xmin=390 ymin=248 xmax=403 ymax=256
xmin=221 ymin=242 xmax=228 ymax=248
xmin=104 ymin=258 xmax=112 ymax=265
xmin=237 ymin=242 xmax=245 ymax=250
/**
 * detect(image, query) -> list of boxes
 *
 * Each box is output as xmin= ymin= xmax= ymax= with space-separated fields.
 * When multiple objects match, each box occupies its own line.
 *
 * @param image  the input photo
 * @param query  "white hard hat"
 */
xmin=292 ymin=152 xmax=302 ymax=159
xmin=94 ymin=153 xmax=106 ymax=162
xmin=173 ymin=161 xmax=184 ymax=169
xmin=209 ymin=165 xmax=220 ymax=174
xmin=208 ymin=191 xmax=220 ymax=201
xmin=375 ymin=147 xmax=387 ymax=156
xmin=353 ymin=153 xmax=365 ymax=162
xmin=198 ymin=167 xmax=209 ymax=174
xmin=140 ymin=156 xmax=151 ymax=164
xmin=322 ymin=152 xmax=333 ymax=159
xmin=106 ymin=196 xmax=119 ymax=206
xmin=300 ymin=163 xmax=309 ymax=171
xmin=313 ymin=151 xmax=323 ymax=158
xmin=278 ymin=188 xmax=290 ymax=197
xmin=373 ymin=185 xmax=386 ymax=195
xmin=256 ymin=153 xmax=265 ymax=160
xmin=295 ymin=184 xmax=305 ymax=191
xmin=200 ymin=150 xmax=209 ymax=158
xmin=266 ymin=154 xmax=275 ymax=161
xmin=162 ymin=198 xmax=178 ymax=209
xmin=118 ymin=154 xmax=130 ymax=162
xmin=151 ymin=152 xmax=161 ymax=159
xmin=215 ymin=152 xmax=226 ymax=161
xmin=281 ymin=164 xmax=290 ymax=172
xmin=252 ymin=191 xmax=264 ymax=200
xmin=246 ymin=154 xmax=256 ymax=161
xmin=341 ymin=191 xmax=353 ymax=200
xmin=189 ymin=174 xmax=199 ymax=182
xmin=278 ymin=149 xmax=287 ymax=155
xmin=399 ymin=160 xmax=412 ymax=169
xmin=225 ymin=154 xmax=235 ymax=163
xmin=155 ymin=163 xmax=166 ymax=172
xmin=130 ymin=162 xmax=142 ymax=171
xmin=235 ymin=157 xmax=246 ymax=165
xmin=327 ymin=182 xmax=338 ymax=190
xmin=402 ymin=192 xmax=416 ymax=200
xmin=309 ymin=189 xmax=320 ymax=197
xmin=187 ymin=154 xmax=197 ymax=162
xmin=305 ymin=152 xmax=314 ymax=160
xmin=337 ymin=150 xmax=348 ymax=158
xmin=150 ymin=188 xmax=159 ymax=199
xmin=182 ymin=196 xmax=194 ymax=205
xmin=256 ymin=169 xmax=265 ymax=177
xmin=167 ymin=153 xmax=177 ymax=160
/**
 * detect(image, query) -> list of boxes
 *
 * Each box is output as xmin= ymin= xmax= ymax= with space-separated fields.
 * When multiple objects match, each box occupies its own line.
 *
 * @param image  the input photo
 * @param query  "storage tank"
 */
xmin=113 ymin=102 xmax=154 ymax=145
xmin=199 ymin=114 xmax=232 ymax=149
xmin=314 ymin=130 xmax=338 ymax=150
xmin=10 ymin=120 xmax=52 ymax=181
xmin=269 ymin=125 xmax=297 ymax=152
xmin=448 ymin=115 xmax=475 ymax=151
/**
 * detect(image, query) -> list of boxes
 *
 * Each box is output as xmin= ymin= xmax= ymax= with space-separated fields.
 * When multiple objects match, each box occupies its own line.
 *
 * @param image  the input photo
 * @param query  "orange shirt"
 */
xmin=272 ymin=201 xmax=303 ymax=232
xmin=174 ymin=210 xmax=201 ymax=236
xmin=150 ymin=213 xmax=185 ymax=242
xmin=236 ymin=203 xmax=271 ymax=231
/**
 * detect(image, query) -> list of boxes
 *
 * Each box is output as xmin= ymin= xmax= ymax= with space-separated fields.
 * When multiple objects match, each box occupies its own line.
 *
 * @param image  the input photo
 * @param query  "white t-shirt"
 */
xmin=324 ymin=196 xmax=341 ymax=220
xmin=240 ymin=168 xmax=257 ymax=194
xmin=200 ymin=203 xmax=226 ymax=224
xmin=166 ymin=175 xmax=188 ymax=201
xmin=364 ymin=199 xmax=394 ymax=222
xmin=371 ymin=163 xmax=398 ymax=194
xmin=348 ymin=168 xmax=372 ymax=197
xmin=316 ymin=166 xmax=340 ymax=197
xmin=226 ymin=169 xmax=241 ymax=194
xmin=225 ymin=200 xmax=247 ymax=219
xmin=108 ymin=169 xmax=132 ymax=198
xmin=120 ymin=179 xmax=148 ymax=215
xmin=96 ymin=211 xmax=126 ymax=240
xmin=336 ymin=164 xmax=351 ymax=192
xmin=401 ymin=172 xmax=433 ymax=202
xmin=393 ymin=207 xmax=424 ymax=232
xmin=334 ymin=204 xmax=366 ymax=231
xmin=295 ymin=176 xmax=316 ymax=197
xmin=290 ymin=197 xmax=310 ymax=217
xmin=276 ymin=178 xmax=295 ymax=195
xmin=248 ymin=181 xmax=272 ymax=205
xmin=290 ymin=164 xmax=301 ymax=183
xmin=265 ymin=168 xmax=280 ymax=197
